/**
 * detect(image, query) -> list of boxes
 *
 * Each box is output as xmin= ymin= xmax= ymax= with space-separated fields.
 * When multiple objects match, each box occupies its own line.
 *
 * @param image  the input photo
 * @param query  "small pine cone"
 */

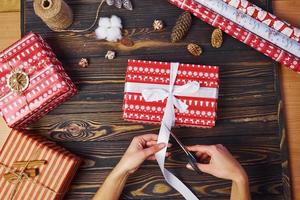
xmin=211 ymin=28 xmax=223 ymax=48
xmin=106 ymin=0 xmax=114 ymax=6
xmin=187 ymin=43 xmax=202 ymax=56
xmin=171 ymin=11 xmax=192 ymax=43
xmin=123 ymin=0 xmax=133 ymax=10
xmin=114 ymin=0 xmax=122 ymax=8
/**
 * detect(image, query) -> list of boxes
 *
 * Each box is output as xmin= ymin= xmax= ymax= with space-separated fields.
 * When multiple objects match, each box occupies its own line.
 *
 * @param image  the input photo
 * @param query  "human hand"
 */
xmin=116 ymin=134 xmax=171 ymax=175
xmin=186 ymin=144 xmax=247 ymax=183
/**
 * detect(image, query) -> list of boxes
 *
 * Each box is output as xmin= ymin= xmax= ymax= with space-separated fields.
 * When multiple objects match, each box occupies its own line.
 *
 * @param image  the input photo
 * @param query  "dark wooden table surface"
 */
xmin=22 ymin=0 xmax=291 ymax=199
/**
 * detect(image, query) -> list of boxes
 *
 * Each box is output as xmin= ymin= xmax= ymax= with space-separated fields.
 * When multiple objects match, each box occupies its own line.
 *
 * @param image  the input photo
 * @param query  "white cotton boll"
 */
xmin=110 ymin=15 xmax=122 ymax=28
xmin=106 ymin=27 xmax=122 ymax=42
xmin=95 ymin=27 xmax=108 ymax=40
xmin=98 ymin=17 xmax=111 ymax=28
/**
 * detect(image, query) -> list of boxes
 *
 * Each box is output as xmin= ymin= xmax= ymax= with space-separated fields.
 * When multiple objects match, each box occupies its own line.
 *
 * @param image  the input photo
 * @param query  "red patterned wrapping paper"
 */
xmin=123 ymin=60 xmax=219 ymax=128
xmin=167 ymin=0 xmax=300 ymax=73
xmin=0 ymin=32 xmax=77 ymax=128
xmin=223 ymin=0 xmax=300 ymax=43
xmin=0 ymin=130 xmax=81 ymax=200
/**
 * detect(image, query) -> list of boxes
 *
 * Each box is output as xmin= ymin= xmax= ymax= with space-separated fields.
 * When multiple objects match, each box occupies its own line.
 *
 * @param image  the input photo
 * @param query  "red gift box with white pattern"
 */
xmin=123 ymin=60 xmax=219 ymax=128
xmin=0 ymin=130 xmax=81 ymax=200
xmin=0 ymin=32 xmax=77 ymax=128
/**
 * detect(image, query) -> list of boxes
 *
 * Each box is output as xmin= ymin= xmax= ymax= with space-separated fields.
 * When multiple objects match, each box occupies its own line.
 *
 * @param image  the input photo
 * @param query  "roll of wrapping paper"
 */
xmin=167 ymin=0 xmax=300 ymax=73
xmin=33 ymin=0 xmax=73 ymax=31
xmin=222 ymin=0 xmax=300 ymax=43
xmin=194 ymin=0 xmax=300 ymax=57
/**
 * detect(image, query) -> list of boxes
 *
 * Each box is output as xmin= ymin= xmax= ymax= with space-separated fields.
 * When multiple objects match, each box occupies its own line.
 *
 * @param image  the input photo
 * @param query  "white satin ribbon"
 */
xmin=194 ymin=0 xmax=300 ymax=58
xmin=144 ymin=63 xmax=200 ymax=200
xmin=125 ymin=82 xmax=218 ymax=99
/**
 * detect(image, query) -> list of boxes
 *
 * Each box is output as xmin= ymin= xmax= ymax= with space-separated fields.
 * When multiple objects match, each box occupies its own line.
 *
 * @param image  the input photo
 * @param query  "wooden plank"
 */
xmin=60 ymin=136 xmax=284 ymax=200
xmin=19 ymin=0 xmax=291 ymax=199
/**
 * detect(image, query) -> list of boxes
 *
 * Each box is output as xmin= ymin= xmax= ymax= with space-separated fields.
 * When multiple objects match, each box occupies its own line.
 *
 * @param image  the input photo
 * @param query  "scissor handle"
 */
xmin=186 ymin=151 xmax=203 ymax=175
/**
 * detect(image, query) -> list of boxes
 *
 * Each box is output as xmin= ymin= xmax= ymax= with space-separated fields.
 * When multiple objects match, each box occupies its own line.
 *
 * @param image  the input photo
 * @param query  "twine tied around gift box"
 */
xmin=0 ymin=146 xmax=61 ymax=200
xmin=34 ymin=0 xmax=106 ymax=33
xmin=6 ymin=69 xmax=30 ymax=93
xmin=0 ymin=57 xmax=50 ymax=113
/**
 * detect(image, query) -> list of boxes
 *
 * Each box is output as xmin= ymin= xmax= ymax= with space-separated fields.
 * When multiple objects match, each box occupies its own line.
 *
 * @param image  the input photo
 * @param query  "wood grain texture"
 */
xmin=0 ymin=0 xmax=298 ymax=199
xmin=271 ymin=1 xmax=300 ymax=199
xmin=20 ymin=0 xmax=291 ymax=199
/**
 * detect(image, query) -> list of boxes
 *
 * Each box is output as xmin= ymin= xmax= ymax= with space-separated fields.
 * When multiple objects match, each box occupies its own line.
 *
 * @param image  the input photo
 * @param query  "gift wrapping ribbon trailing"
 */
xmin=125 ymin=62 xmax=219 ymax=199
xmin=167 ymin=0 xmax=300 ymax=73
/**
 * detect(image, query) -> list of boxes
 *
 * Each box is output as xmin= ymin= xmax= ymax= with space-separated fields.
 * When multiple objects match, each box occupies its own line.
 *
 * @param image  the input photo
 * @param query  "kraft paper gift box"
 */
xmin=0 ymin=129 xmax=81 ymax=200
xmin=0 ymin=32 xmax=77 ymax=128
xmin=123 ymin=59 xmax=220 ymax=128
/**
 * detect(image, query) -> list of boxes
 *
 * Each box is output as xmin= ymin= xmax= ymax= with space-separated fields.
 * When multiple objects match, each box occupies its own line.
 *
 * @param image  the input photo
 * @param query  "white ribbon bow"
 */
xmin=142 ymin=81 xmax=200 ymax=114
xmin=141 ymin=63 xmax=200 ymax=200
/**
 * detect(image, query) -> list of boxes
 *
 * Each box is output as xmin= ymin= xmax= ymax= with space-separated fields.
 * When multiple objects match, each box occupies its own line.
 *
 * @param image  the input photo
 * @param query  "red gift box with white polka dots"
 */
xmin=123 ymin=60 xmax=219 ymax=128
xmin=0 ymin=32 xmax=77 ymax=128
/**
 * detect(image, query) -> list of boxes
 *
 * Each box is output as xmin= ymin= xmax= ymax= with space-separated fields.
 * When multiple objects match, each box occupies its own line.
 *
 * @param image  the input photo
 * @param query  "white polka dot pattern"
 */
xmin=123 ymin=60 xmax=219 ymax=128
xmin=0 ymin=32 xmax=77 ymax=128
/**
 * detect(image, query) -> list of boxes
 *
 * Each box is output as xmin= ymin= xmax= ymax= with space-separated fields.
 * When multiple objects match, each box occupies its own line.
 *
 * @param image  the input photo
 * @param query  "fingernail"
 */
xmin=186 ymin=164 xmax=193 ymax=170
xmin=158 ymin=143 xmax=166 ymax=148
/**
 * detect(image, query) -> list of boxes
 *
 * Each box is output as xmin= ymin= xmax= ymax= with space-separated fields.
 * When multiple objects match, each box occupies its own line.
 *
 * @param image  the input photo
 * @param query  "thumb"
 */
xmin=186 ymin=163 xmax=211 ymax=174
xmin=143 ymin=143 xmax=166 ymax=158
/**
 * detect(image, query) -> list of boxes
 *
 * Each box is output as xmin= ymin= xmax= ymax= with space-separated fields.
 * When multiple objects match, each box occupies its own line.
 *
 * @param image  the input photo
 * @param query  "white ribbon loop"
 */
xmin=142 ymin=88 xmax=169 ymax=102
xmin=141 ymin=81 xmax=200 ymax=113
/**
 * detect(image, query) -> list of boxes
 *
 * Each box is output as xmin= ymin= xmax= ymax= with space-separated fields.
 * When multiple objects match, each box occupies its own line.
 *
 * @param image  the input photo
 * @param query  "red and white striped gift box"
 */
xmin=0 ymin=32 xmax=77 ymax=128
xmin=123 ymin=60 xmax=219 ymax=128
xmin=0 ymin=130 xmax=81 ymax=200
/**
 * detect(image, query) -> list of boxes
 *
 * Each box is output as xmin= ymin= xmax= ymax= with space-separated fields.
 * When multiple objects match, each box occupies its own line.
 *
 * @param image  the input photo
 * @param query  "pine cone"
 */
xmin=187 ymin=43 xmax=202 ymax=56
xmin=123 ymin=0 xmax=133 ymax=10
xmin=114 ymin=0 xmax=122 ymax=9
xmin=211 ymin=28 xmax=223 ymax=48
xmin=106 ymin=0 xmax=114 ymax=6
xmin=171 ymin=11 xmax=192 ymax=43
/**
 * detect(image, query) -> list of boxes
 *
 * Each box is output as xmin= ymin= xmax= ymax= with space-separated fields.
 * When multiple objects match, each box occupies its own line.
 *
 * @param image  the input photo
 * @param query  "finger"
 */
xmin=199 ymin=153 xmax=209 ymax=160
xmin=147 ymin=152 xmax=171 ymax=160
xmin=147 ymin=156 xmax=157 ymax=161
xmin=143 ymin=143 xmax=166 ymax=158
xmin=146 ymin=141 xmax=172 ymax=148
xmin=186 ymin=145 xmax=213 ymax=155
xmin=199 ymin=154 xmax=211 ymax=164
xmin=138 ymin=134 xmax=158 ymax=142
xmin=186 ymin=163 xmax=211 ymax=174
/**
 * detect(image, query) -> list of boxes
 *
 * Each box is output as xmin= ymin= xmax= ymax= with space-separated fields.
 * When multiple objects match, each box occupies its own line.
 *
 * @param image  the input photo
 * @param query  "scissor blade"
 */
xmin=161 ymin=123 xmax=202 ymax=175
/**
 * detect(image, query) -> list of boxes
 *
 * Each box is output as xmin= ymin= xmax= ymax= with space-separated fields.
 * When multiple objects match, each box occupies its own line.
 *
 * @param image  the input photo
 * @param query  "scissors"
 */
xmin=162 ymin=123 xmax=203 ymax=175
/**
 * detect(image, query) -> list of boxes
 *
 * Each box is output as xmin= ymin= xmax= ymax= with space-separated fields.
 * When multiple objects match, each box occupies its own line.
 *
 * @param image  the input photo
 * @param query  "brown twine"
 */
xmin=34 ymin=0 xmax=106 ymax=33
xmin=0 ymin=147 xmax=60 ymax=200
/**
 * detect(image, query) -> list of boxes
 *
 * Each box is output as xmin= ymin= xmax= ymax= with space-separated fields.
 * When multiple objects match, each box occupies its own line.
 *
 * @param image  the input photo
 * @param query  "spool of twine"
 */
xmin=33 ymin=0 xmax=73 ymax=31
